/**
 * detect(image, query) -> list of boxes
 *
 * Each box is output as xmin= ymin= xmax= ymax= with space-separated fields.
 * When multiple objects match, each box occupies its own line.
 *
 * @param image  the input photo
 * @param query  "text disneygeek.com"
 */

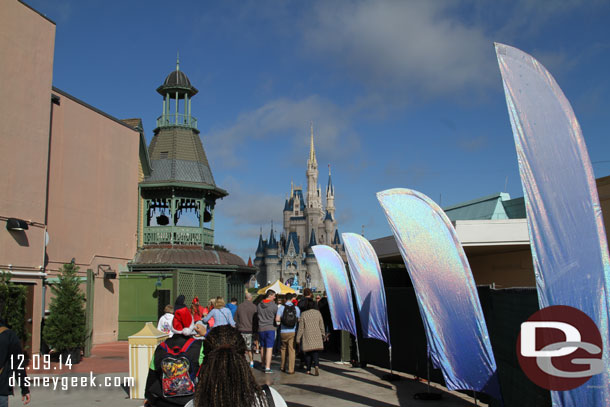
xmin=10 ymin=373 xmax=134 ymax=391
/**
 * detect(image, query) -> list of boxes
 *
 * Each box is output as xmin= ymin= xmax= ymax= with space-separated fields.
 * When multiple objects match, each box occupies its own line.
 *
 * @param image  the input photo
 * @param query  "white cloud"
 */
xmin=302 ymin=0 xmax=495 ymax=98
xmin=213 ymin=176 xmax=286 ymax=259
xmin=205 ymin=95 xmax=358 ymax=169
xmin=215 ymin=176 xmax=284 ymax=228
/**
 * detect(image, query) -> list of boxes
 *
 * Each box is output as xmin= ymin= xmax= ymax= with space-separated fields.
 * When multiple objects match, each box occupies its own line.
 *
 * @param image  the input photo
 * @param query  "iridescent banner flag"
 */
xmin=377 ymin=188 xmax=501 ymax=399
xmin=342 ymin=233 xmax=391 ymax=347
xmin=496 ymin=43 xmax=610 ymax=406
xmin=312 ymin=245 xmax=358 ymax=337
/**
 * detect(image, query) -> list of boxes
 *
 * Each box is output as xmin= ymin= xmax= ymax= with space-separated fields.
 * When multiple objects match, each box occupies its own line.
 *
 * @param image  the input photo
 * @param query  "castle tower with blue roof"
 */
xmin=254 ymin=125 xmax=344 ymax=290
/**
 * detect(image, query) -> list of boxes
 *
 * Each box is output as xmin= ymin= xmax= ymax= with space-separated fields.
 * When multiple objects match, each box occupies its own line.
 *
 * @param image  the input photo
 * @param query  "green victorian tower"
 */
xmin=140 ymin=57 xmax=225 ymax=244
xmin=118 ymin=59 xmax=255 ymax=339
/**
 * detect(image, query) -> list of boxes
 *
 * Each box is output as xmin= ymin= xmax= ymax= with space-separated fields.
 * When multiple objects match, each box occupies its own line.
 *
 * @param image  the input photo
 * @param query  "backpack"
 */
xmin=280 ymin=305 xmax=297 ymax=328
xmin=159 ymin=338 xmax=198 ymax=398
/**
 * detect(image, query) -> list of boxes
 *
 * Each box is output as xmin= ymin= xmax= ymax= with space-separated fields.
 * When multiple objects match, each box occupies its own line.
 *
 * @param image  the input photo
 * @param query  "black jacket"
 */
xmin=0 ymin=324 xmax=29 ymax=396
xmin=144 ymin=335 xmax=204 ymax=407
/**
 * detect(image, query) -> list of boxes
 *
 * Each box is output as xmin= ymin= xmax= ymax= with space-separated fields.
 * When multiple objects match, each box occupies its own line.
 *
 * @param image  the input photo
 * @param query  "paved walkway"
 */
xmin=26 ymin=342 xmax=130 ymax=374
xmin=20 ymin=342 xmax=485 ymax=406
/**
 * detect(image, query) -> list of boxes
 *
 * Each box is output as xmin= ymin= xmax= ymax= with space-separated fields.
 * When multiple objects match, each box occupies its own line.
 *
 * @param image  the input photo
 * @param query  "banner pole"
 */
xmin=382 ymin=345 xmax=399 ymax=381
xmin=427 ymin=354 xmax=431 ymax=393
xmin=355 ymin=335 xmax=361 ymax=365
xmin=413 ymin=350 xmax=442 ymax=400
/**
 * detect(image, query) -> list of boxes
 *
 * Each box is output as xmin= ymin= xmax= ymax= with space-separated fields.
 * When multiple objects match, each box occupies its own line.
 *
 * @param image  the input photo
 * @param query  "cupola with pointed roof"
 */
xmin=156 ymin=54 xmax=198 ymax=130
xmin=138 ymin=57 xmax=227 ymax=248
xmin=126 ymin=57 xmax=256 ymax=338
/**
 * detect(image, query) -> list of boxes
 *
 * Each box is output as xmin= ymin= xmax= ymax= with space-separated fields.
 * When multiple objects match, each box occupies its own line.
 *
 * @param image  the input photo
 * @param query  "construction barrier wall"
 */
xmin=118 ymin=273 xmax=174 ymax=340
xmin=173 ymin=269 xmax=227 ymax=306
xmin=355 ymin=286 xmax=551 ymax=407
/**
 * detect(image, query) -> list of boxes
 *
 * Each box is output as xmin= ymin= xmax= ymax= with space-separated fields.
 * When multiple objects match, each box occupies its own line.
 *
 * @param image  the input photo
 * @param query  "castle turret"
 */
xmin=305 ymin=124 xmax=324 ymax=246
xmin=283 ymin=195 xmax=291 ymax=228
xmin=332 ymin=229 xmax=342 ymax=251
xmin=253 ymin=230 xmax=266 ymax=281
xmin=308 ymin=228 xmax=317 ymax=248
xmin=255 ymin=232 xmax=265 ymax=257
xmin=323 ymin=211 xmax=333 ymax=244
xmin=306 ymin=123 xmax=319 ymax=209
xmin=266 ymin=227 xmax=278 ymax=253
xmin=262 ymin=227 xmax=280 ymax=283
xmin=326 ymin=165 xmax=335 ymax=218
xmin=254 ymin=123 xmax=344 ymax=288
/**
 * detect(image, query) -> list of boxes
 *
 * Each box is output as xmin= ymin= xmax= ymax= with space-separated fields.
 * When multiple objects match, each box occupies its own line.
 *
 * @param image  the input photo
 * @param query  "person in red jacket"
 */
xmin=190 ymin=297 xmax=205 ymax=323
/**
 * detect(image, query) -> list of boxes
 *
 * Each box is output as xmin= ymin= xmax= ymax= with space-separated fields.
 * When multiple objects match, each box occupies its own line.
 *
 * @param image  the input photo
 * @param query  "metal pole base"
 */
xmin=351 ymin=360 xmax=362 ymax=368
xmin=413 ymin=393 xmax=442 ymax=400
xmin=382 ymin=373 xmax=401 ymax=382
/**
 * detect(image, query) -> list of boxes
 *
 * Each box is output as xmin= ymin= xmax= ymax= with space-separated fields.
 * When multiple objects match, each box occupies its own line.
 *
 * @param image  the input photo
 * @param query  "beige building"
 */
xmin=0 ymin=1 xmax=146 ymax=352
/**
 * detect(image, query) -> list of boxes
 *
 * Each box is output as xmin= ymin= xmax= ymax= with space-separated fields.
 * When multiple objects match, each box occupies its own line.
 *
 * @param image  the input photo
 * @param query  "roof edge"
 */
xmin=52 ymin=87 xmax=139 ymax=133
xmin=443 ymin=192 xmax=509 ymax=212
xmin=19 ymin=0 xmax=56 ymax=25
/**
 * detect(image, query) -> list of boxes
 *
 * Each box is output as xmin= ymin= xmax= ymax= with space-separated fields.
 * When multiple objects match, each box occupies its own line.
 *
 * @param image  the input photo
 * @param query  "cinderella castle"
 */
xmin=254 ymin=125 xmax=345 ymax=290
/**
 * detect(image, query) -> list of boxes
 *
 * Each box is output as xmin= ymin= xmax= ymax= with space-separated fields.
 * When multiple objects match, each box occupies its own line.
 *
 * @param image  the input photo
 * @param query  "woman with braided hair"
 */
xmin=185 ymin=325 xmax=286 ymax=407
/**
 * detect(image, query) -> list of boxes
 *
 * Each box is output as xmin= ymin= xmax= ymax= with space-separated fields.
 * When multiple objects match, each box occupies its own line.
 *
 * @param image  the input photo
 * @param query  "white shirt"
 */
xmin=184 ymin=386 xmax=287 ymax=407
xmin=157 ymin=313 xmax=174 ymax=337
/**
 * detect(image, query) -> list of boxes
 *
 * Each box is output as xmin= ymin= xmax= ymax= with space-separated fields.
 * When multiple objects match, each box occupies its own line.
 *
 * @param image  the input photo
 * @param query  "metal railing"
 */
xmin=156 ymin=114 xmax=198 ymax=129
xmin=143 ymin=226 xmax=213 ymax=246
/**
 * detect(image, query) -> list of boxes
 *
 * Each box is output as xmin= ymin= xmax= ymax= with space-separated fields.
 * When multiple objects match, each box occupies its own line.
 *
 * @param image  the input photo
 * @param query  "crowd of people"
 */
xmin=146 ymin=288 xmax=330 ymax=407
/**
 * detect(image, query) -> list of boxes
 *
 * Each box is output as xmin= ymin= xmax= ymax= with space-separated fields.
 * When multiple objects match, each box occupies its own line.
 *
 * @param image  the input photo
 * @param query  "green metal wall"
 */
xmin=173 ymin=269 xmax=226 ymax=305
xmin=227 ymin=273 xmax=249 ymax=304
xmin=118 ymin=270 xmax=232 ymax=340
xmin=118 ymin=272 xmax=173 ymax=340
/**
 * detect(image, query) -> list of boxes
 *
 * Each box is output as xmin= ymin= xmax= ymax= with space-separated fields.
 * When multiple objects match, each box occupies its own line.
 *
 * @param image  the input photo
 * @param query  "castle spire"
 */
xmin=306 ymin=122 xmax=320 ymax=210
xmin=256 ymin=229 xmax=265 ymax=254
xmin=326 ymin=163 xmax=335 ymax=216
xmin=176 ymin=51 xmax=180 ymax=71
xmin=309 ymin=122 xmax=317 ymax=165
xmin=268 ymin=221 xmax=278 ymax=248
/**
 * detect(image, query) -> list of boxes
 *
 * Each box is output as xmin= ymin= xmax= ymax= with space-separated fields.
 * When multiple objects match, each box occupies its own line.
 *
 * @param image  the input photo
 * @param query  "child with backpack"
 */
xmin=144 ymin=295 xmax=204 ymax=407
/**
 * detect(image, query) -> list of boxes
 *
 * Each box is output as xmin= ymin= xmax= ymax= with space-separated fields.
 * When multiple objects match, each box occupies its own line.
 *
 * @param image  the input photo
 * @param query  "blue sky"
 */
xmin=27 ymin=0 xmax=610 ymax=261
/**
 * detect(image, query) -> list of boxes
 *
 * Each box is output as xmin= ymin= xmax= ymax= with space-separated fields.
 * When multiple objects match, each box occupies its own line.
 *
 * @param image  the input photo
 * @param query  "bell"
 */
xmin=156 ymin=214 xmax=170 ymax=226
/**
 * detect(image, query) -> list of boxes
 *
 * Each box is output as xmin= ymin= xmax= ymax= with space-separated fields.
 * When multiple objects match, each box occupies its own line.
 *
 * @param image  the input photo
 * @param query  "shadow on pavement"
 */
xmin=363 ymin=365 xmax=480 ymax=407
xmin=285 ymin=384 xmax=397 ymax=407
xmin=318 ymin=363 xmax=394 ymax=390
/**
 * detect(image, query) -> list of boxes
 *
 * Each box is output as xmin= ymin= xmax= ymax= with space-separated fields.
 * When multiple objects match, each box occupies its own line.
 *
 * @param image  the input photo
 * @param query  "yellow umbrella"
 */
xmin=257 ymin=280 xmax=296 ymax=295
